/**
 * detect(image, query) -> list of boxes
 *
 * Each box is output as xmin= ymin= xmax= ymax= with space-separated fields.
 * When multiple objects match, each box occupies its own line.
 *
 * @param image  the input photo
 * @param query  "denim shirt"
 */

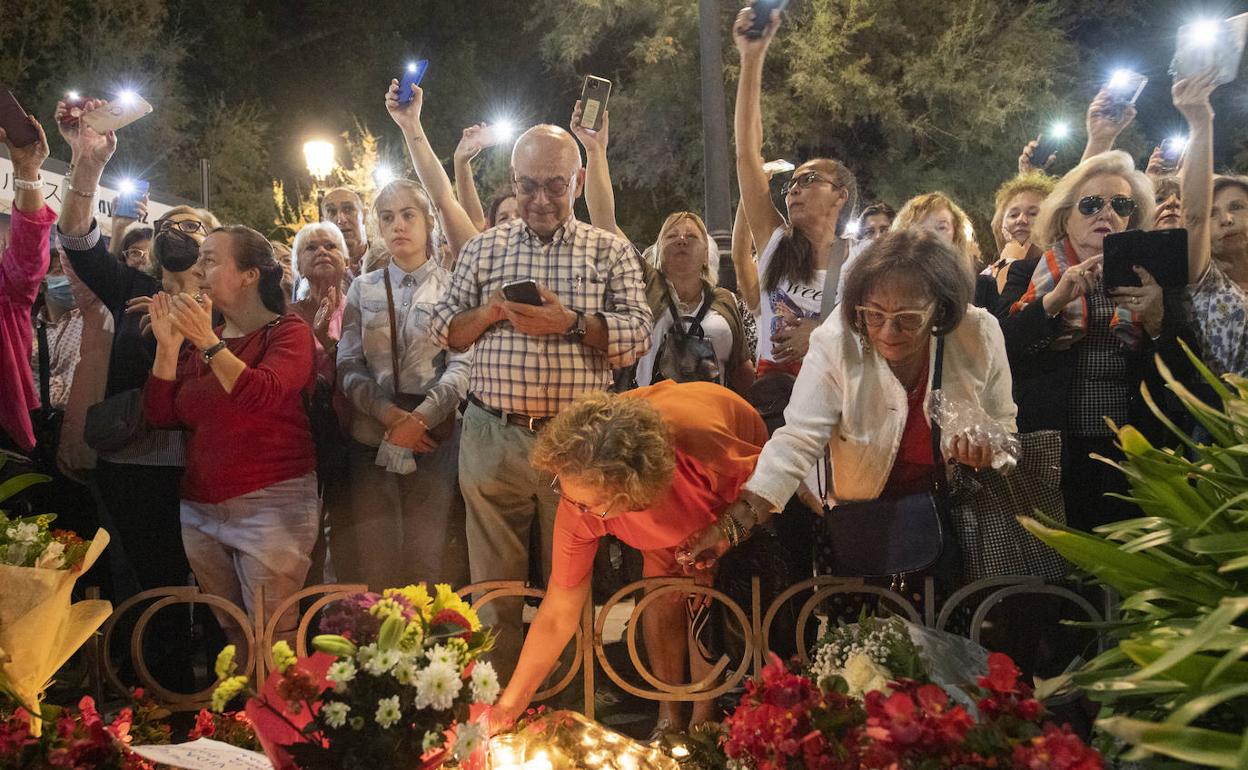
xmin=338 ymin=260 xmax=472 ymax=446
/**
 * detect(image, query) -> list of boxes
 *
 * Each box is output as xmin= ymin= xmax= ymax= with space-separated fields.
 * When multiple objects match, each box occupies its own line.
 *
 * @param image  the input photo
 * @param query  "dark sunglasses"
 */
xmin=1077 ymin=194 xmax=1137 ymax=218
xmin=780 ymin=171 xmax=837 ymax=197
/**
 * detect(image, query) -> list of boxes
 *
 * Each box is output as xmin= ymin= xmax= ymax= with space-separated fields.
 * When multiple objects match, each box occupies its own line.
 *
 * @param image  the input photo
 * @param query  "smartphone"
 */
xmin=1160 ymin=137 xmax=1186 ymax=171
xmin=746 ymin=0 xmax=791 ymax=38
xmin=502 ymin=279 xmax=543 ymax=306
xmin=578 ymin=76 xmax=611 ymax=133
xmin=1032 ymin=133 xmax=1064 ymax=168
xmin=114 ymin=180 xmax=150 ymax=220
xmin=398 ymin=60 xmax=428 ymax=105
xmin=1103 ymin=228 xmax=1189 ymax=291
xmin=82 ymin=94 xmax=153 ymax=133
xmin=1104 ymin=70 xmax=1147 ymax=119
xmin=478 ymin=122 xmax=511 ymax=147
xmin=0 ymin=90 xmax=39 ymax=148
xmin=1172 ymin=13 xmax=1248 ymax=86
xmin=59 ymin=93 xmax=85 ymax=127
xmin=762 ymin=159 xmax=796 ymax=176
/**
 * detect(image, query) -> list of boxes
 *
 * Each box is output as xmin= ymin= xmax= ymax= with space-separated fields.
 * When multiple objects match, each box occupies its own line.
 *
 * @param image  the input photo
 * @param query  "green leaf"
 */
xmin=0 ymin=472 xmax=51 ymax=505
xmin=1097 ymin=716 xmax=1244 ymax=768
xmin=1165 ymin=681 xmax=1248 ymax=727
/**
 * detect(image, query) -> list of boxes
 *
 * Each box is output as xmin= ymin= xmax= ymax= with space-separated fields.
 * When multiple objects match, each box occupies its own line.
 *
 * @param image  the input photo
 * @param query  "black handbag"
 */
xmin=84 ymin=387 xmax=148 ymax=453
xmin=653 ymin=285 xmax=720 ymax=384
xmin=813 ymin=335 xmax=960 ymax=583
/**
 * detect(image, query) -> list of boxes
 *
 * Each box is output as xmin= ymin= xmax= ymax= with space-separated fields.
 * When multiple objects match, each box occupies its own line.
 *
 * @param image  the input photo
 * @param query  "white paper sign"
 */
xmin=127 ymin=739 xmax=275 ymax=770
xmin=0 ymin=156 xmax=180 ymax=232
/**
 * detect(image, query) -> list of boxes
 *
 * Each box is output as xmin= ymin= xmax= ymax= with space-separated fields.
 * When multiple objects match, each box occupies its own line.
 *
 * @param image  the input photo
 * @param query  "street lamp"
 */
xmin=303 ymin=140 xmax=337 ymax=221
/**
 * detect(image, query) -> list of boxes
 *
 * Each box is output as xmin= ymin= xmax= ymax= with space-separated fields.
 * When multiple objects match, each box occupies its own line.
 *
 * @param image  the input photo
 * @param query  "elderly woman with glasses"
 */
xmin=997 ymin=149 xmax=1191 ymax=530
xmin=679 ymin=230 xmax=1014 ymax=584
xmin=490 ymin=380 xmax=768 ymax=731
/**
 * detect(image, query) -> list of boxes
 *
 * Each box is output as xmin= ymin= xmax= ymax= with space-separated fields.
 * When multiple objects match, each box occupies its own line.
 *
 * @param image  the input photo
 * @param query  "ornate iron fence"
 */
xmin=84 ymin=575 xmax=1112 ymax=717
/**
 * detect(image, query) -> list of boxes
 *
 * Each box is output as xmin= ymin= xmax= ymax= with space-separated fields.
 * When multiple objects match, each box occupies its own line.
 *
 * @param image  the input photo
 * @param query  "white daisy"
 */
xmin=374 ymin=695 xmax=402 ymax=729
xmin=425 ymin=644 xmax=458 ymax=668
xmin=413 ymin=660 xmax=463 ymax=711
xmin=322 ymin=701 xmax=350 ymax=729
xmin=469 ymin=661 xmax=500 ymax=705
xmin=365 ymin=647 xmax=401 ymax=676
xmin=327 ymin=660 xmax=357 ymax=691
xmin=453 ymin=721 xmax=485 ymax=760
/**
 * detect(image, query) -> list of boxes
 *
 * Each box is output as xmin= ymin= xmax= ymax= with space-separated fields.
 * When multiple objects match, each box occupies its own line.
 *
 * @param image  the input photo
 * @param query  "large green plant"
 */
xmin=1022 ymin=345 xmax=1248 ymax=768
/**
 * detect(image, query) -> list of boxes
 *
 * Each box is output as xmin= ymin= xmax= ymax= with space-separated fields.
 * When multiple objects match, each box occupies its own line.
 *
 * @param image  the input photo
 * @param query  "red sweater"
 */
xmin=145 ymin=313 xmax=316 ymax=503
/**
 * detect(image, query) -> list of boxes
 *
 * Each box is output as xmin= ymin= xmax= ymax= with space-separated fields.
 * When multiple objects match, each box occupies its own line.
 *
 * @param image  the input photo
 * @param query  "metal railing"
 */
xmin=83 ymin=575 xmax=1110 ymax=716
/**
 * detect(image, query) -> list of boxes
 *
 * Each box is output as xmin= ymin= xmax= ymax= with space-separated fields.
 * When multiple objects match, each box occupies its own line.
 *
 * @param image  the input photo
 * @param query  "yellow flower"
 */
xmin=430 ymin=584 xmax=481 ymax=631
xmin=368 ymin=598 xmax=407 ymax=622
xmin=387 ymin=584 xmax=432 ymax=616
xmin=211 ymin=675 xmax=250 ymax=712
xmin=214 ymin=645 xmax=237 ymax=680
xmin=272 ymin=641 xmax=297 ymax=674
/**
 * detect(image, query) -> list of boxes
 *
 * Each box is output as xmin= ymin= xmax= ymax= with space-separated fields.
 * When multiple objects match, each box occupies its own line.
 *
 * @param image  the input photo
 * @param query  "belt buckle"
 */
xmin=526 ymin=415 xmax=541 ymax=432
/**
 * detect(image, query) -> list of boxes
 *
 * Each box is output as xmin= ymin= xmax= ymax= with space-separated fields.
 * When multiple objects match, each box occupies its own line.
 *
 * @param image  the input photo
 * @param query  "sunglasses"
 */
xmin=857 ymin=304 xmax=934 ymax=333
xmin=1077 ymin=194 xmax=1137 ymax=218
xmin=513 ymin=175 xmax=571 ymax=198
xmin=780 ymin=171 xmax=837 ymax=197
xmin=155 ymin=218 xmax=209 ymax=235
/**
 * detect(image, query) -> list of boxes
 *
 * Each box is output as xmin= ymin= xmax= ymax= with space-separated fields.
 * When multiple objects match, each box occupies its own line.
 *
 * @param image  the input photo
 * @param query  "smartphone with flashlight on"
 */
xmin=1172 ymin=13 xmax=1248 ymax=86
xmin=1031 ymin=129 xmax=1067 ymax=169
xmin=577 ymin=76 xmax=611 ymax=133
xmin=82 ymin=93 xmax=153 ymax=133
xmin=1104 ymin=69 xmax=1147 ymax=120
xmin=762 ymin=159 xmax=796 ymax=176
xmin=398 ymin=60 xmax=428 ymax=105
xmin=745 ymin=0 xmax=791 ymax=38
xmin=58 ymin=92 xmax=86 ymax=127
xmin=0 ymin=89 xmax=40 ymax=148
xmin=1160 ymin=136 xmax=1187 ymax=171
xmin=114 ymin=180 xmax=151 ymax=220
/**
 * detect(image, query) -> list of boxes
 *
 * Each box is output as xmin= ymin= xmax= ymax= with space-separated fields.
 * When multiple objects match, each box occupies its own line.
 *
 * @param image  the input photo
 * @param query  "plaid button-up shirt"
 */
xmin=429 ymin=216 xmax=652 ymax=417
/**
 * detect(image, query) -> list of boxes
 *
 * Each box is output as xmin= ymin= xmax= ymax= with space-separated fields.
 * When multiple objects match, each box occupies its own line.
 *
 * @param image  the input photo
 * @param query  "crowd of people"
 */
xmin=2 ymin=5 xmax=1246 ymax=730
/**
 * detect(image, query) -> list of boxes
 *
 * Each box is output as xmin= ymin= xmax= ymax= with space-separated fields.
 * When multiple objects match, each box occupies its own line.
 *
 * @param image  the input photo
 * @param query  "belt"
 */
xmin=467 ymin=394 xmax=551 ymax=432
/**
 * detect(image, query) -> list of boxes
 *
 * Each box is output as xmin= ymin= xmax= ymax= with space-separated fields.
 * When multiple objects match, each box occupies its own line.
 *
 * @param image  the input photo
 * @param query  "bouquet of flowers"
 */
xmin=0 ymin=694 xmax=163 ymax=769
xmin=0 ymin=511 xmax=111 ymax=736
xmin=211 ymin=583 xmax=498 ymax=770
xmin=679 ymin=652 xmax=1101 ymax=770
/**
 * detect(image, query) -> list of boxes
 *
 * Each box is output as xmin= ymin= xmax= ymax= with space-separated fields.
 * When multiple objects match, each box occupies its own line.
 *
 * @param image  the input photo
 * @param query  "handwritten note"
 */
xmin=128 ymin=739 xmax=274 ymax=770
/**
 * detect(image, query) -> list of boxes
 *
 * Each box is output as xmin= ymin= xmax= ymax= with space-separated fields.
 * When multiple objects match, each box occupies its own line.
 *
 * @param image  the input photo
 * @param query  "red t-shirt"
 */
xmin=881 ymin=379 xmax=936 ymax=498
xmin=551 ymin=380 xmax=769 ymax=588
xmin=144 ymin=313 xmax=316 ymax=503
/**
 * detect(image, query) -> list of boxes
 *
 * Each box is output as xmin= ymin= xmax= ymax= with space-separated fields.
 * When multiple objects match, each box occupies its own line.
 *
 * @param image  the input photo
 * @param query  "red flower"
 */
xmin=189 ymin=709 xmax=217 ymax=740
xmin=980 ymin=653 xmax=1025 ymax=695
xmin=430 ymin=608 xmax=474 ymax=638
xmin=1012 ymin=724 xmax=1103 ymax=770
xmin=276 ymin=664 xmax=321 ymax=710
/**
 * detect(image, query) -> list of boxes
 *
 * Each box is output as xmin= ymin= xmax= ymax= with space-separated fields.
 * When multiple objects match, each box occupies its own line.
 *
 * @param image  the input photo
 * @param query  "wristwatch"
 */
xmin=564 ymin=309 xmax=587 ymax=341
xmin=201 ymin=340 xmax=228 ymax=364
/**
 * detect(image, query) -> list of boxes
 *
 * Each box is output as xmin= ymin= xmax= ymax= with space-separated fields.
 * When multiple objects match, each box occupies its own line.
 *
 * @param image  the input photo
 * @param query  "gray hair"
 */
xmin=290 ymin=221 xmax=349 ymax=300
xmin=1034 ymin=150 xmax=1156 ymax=248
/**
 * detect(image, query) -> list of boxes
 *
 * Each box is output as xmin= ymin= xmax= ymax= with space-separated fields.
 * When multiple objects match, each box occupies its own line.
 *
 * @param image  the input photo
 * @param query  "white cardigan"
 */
xmin=744 ymin=305 xmax=1017 ymax=508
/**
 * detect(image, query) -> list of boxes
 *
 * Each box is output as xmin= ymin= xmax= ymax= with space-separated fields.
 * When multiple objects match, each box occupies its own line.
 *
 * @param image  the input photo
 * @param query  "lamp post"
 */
xmin=303 ymin=140 xmax=337 ymax=221
xmin=699 ymin=0 xmax=735 ymax=290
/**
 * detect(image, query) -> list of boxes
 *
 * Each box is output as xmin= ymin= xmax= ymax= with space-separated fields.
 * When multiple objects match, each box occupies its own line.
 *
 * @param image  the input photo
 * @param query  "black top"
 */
xmin=63 ymin=230 xmax=161 ymax=398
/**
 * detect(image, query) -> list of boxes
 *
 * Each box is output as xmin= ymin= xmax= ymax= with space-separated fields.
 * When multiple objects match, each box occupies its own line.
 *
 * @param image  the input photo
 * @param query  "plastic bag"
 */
xmin=928 ymin=390 xmax=1021 ymax=473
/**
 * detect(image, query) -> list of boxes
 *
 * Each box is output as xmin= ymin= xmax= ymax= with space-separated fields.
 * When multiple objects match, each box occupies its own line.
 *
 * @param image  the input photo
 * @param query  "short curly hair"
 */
xmin=531 ymin=391 xmax=675 ymax=510
xmin=990 ymin=172 xmax=1056 ymax=253
xmin=891 ymin=191 xmax=975 ymax=273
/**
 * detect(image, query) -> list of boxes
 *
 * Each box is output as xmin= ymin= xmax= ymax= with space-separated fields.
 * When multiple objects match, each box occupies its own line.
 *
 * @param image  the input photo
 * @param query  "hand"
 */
xmin=570 ymin=100 xmax=610 ymax=155
xmin=1018 ymin=136 xmax=1053 ymax=175
xmin=770 ymin=317 xmax=817 ymax=363
xmin=1144 ymin=146 xmax=1167 ymax=177
xmin=1172 ymin=68 xmax=1219 ymax=126
xmin=0 ymin=115 xmax=50 ymax=178
xmin=489 ymin=698 xmax=523 ymax=735
xmin=946 ymin=432 xmax=993 ymax=471
xmin=733 ymin=2 xmax=780 ymax=57
xmin=168 ymin=292 xmax=218 ymax=350
xmin=1042 ymin=254 xmax=1103 ymax=314
xmin=385 ymin=412 xmax=438 ymax=453
xmin=111 ymin=193 xmax=149 ymax=226
xmin=61 ymin=255 xmax=101 ymax=311
xmin=454 ymin=123 xmax=487 ymax=164
xmin=1109 ymin=266 xmax=1164 ymax=338
xmin=149 ymin=293 xmax=185 ymax=349
xmin=56 ymin=98 xmax=116 ymax=168
xmin=1086 ymin=88 xmax=1135 ymax=144
xmin=125 ymin=295 xmax=155 ymax=336
xmin=385 ymin=79 xmax=424 ymax=136
xmin=676 ymin=509 xmax=737 ymax=575
xmin=796 ymin=483 xmax=826 ymax=516
xmin=313 ymin=285 xmax=343 ymax=345
xmin=502 ymin=285 xmax=576 ymax=337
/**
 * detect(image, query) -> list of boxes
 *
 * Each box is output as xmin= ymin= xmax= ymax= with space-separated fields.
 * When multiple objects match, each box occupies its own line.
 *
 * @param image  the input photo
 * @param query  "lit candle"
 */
xmin=522 ymin=750 xmax=553 ymax=770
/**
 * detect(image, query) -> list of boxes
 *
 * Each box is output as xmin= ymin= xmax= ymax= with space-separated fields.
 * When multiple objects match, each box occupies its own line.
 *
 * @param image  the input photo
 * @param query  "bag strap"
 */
xmin=929 ymin=334 xmax=946 ymax=487
xmin=818 ymin=237 xmax=850 ymax=319
xmin=35 ymin=306 xmax=51 ymax=414
xmin=662 ymin=283 xmax=713 ymax=337
xmin=383 ymin=267 xmax=403 ymax=396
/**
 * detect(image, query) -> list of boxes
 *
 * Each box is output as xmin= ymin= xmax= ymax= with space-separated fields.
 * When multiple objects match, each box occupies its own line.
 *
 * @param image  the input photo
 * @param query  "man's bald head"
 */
xmin=510 ymin=124 xmax=586 ymax=239
xmin=321 ymin=188 xmax=368 ymax=268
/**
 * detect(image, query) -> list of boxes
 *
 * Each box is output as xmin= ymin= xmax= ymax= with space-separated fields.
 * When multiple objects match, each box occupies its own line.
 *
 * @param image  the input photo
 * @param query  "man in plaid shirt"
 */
xmin=429 ymin=124 xmax=651 ymax=676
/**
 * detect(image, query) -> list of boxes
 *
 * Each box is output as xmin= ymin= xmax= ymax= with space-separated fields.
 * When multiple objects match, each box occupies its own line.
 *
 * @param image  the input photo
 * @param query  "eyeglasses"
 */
xmin=122 ymin=248 xmax=148 ymax=262
xmin=550 ymin=476 xmax=616 ymax=519
xmin=513 ymin=175 xmax=571 ymax=198
xmin=780 ymin=171 xmax=836 ymax=196
xmin=857 ymin=304 xmax=934 ymax=333
xmin=155 ymin=218 xmax=209 ymax=235
xmin=1076 ymin=195 xmax=1137 ymax=218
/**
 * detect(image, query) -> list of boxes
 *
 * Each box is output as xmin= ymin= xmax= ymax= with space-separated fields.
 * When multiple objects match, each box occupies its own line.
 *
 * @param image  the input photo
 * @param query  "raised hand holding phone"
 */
xmin=744 ymin=0 xmax=790 ymax=38
xmin=397 ymin=60 xmax=428 ymax=106
xmin=385 ymin=78 xmax=424 ymax=135
xmin=577 ymin=76 xmax=611 ymax=133
xmin=0 ymin=90 xmax=41 ymax=148
xmin=82 ymin=92 xmax=153 ymax=133
xmin=56 ymin=97 xmax=117 ymax=168
xmin=570 ymin=99 xmax=609 ymax=154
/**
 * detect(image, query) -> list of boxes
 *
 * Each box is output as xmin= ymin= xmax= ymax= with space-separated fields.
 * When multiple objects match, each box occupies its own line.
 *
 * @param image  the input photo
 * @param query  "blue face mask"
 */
xmin=45 ymin=275 xmax=77 ymax=309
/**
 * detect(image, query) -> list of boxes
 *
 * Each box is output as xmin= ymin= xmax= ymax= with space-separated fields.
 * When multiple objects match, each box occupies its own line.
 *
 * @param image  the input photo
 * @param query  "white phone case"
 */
xmin=82 ymin=96 xmax=153 ymax=133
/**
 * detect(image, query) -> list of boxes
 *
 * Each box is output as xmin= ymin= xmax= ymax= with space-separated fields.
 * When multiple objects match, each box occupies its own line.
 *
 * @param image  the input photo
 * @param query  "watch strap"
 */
xmin=201 ymin=340 xmax=228 ymax=363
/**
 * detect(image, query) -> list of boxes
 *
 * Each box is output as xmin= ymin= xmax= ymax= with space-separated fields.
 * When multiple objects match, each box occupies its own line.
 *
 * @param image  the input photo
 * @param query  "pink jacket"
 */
xmin=0 ymin=204 xmax=56 ymax=450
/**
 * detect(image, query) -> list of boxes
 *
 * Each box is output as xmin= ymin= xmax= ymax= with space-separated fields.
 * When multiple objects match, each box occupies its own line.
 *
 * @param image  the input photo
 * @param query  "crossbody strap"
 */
xmin=662 ymin=283 xmax=713 ymax=337
xmin=929 ymin=334 xmax=946 ymax=485
xmin=35 ymin=308 xmax=51 ymax=412
xmin=383 ymin=268 xmax=403 ymax=395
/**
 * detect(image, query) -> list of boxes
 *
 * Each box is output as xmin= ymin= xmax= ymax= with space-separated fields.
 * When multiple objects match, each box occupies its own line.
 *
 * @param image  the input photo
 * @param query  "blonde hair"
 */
xmin=530 ymin=391 xmax=675 ymax=510
xmin=656 ymin=211 xmax=711 ymax=278
xmin=159 ymin=204 xmax=221 ymax=231
xmin=1034 ymin=151 xmax=1156 ymax=248
xmin=892 ymin=192 xmax=975 ymax=272
xmin=369 ymin=178 xmax=439 ymax=263
xmin=990 ymin=173 xmax=1056 ymax=252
